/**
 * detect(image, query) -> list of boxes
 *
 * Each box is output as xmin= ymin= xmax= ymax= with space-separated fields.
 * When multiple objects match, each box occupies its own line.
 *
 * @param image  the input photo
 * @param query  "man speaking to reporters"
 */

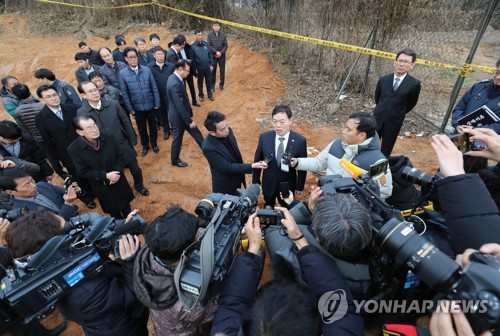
xmin=291 ymin=112 xmax=392 ymax=199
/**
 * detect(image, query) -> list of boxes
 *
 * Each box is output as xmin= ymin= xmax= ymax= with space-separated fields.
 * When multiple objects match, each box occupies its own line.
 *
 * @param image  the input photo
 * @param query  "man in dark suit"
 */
xmin=35 ymin=84 xmax=96 ymax=208
xmin=252 ymin=104 xmax=307 ymax=207
xmin=167 ymin=59 xmax=204 ymax=167
xmin=148 ymin=46 xmax=175 ymax=140
xmin=167 ymin=35 xmax=200 ymax=107
xmin=68 ymin=115 xmax=134 ymax=219
xmin=373 ymin=48 xmax=421 ymax=156
xmin=0 ymin=168 xmax=79 ymax=220
xmin=203 ymin=111 xmax=267 ymax=195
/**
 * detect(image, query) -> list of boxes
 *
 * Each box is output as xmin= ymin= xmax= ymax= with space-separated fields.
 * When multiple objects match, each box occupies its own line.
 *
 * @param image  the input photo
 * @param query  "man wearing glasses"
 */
xmin=166 ymin=59 xmax=204 ymax=168
xmin=119 ymin=47 xmax=161 ymax=157
xmin=373 ymin=49 xmax=421 ymax=156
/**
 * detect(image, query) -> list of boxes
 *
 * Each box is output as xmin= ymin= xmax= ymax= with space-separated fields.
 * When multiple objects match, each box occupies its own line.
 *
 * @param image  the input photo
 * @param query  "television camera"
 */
xmin=175 ymin=184 xmax=260 ymax=310
xmin=0 ymin=212 xmax=146 ymax=326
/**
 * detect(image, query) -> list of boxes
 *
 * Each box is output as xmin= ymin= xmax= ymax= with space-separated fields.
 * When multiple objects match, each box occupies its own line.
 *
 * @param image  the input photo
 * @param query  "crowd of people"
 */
xmin=0 ymin=19 xmax=499 ymax=336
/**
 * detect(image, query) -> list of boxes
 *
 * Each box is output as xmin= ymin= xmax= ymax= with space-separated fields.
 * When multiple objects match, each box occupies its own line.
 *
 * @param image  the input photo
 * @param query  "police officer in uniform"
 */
xmin=34 ymin=68 xmax=82 ymax=108
xmin=452 ymin=59 xmax=500 ymax=134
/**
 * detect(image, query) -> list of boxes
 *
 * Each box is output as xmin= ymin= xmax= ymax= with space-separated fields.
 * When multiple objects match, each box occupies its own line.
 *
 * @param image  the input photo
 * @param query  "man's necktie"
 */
xmin=393 ymin=77 xmax=400 ymax=91
xmin=56 ymin=109 xmax=63 ymax=121
xmin=277 ymin=137 xmax=285 ymax=166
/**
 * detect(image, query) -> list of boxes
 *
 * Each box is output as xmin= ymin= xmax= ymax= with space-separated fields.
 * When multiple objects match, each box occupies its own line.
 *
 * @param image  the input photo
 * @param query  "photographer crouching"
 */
xmin=4 ymin=209 xmax=149 ymax=336
xmin=211 ymin=210 xmax=364 ymax=336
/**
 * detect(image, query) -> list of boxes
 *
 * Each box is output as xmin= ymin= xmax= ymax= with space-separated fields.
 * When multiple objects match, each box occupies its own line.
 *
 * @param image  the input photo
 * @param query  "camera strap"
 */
xmin=174 ymin=202 xmax=222 ymax=310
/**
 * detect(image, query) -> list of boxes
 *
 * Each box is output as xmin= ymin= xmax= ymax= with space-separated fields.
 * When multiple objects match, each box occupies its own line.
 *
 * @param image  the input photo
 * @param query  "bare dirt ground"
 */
xmin=0 ymin=13 xmax=439 ymax=335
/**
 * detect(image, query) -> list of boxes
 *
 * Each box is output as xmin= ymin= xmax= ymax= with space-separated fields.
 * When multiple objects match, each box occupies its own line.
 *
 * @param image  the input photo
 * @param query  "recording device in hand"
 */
xmin=262 ymin=153 xmax=274 ymax=165
xmin=321 ymin=161 xmax=500 ymax=334
xmin=63 ymin=175 xmax=73 ymax=190
xmin=0 ymin=213 xmax=146 ymax=326
xmin=256 ymin=205 xmax=283 ymax=227
xmin=280 ymin=181 xmax=290 ymax=198
xmin=449 ymin=133 xmax=471 ymax=153
xmin=281 ymin=152 xmax=292 ymax=172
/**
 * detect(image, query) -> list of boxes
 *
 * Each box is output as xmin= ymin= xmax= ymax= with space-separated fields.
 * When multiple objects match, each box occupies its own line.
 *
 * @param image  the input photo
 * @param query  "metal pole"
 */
xmin=362 ymin=20 xmax=378 ymax=95
xmin=439 ymin=0 xmax=498 ymax=133
xmin=333 ymin=27 xmax=375 ymax=105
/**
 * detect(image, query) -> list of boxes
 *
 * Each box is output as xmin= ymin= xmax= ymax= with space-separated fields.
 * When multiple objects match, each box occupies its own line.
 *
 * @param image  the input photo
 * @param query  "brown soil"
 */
xmin=0 ymin=13 xmax=439 ymax=335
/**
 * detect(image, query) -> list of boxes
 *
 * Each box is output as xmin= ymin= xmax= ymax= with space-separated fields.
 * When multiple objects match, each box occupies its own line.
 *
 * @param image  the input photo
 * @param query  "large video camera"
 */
xmin=319 ymin=174 xmax=500 ymax=333
xmin=0 ymin=212 xmax=146 ymax=326
xmin=175 ymin=184 xmax=260 ymax=309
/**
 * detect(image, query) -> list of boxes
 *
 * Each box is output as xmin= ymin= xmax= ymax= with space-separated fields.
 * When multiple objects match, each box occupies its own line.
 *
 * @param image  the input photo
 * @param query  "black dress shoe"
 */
xmin=172 ymin=161 xmax=188 ymax=167
xmin=208 ymin=95 xmax=215 ymax=101
xmin=219 ymin=85 xmax=224 ymax=90
xmin=136 ymin=187 xmax=150 ymax=196
xmin=47 ymin=322 xmax=68 ymax=336
xmin=85 ymin=201 xmax=96 ymax=209
xmin=164 ymin=133 xmax=170 ymax=140
xmin=192 ymin=102 xmax=201 ymax=107
xmin=199 ymin=96 xmax=204 ymax=102
xmin=153 ymin=146 xmax=160 ymax=154
xmin=141 ymin=148 xmax=149 ymax=156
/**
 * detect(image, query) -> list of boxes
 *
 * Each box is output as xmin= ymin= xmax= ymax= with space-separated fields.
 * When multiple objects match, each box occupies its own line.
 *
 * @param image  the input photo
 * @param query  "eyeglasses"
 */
xmin=85 ymin=88 xmax=99 ymax=94
xmin=42 ymin=93 xmax=59 ymax=99
xmin=395 ymin=59 xmax=413 ymax=64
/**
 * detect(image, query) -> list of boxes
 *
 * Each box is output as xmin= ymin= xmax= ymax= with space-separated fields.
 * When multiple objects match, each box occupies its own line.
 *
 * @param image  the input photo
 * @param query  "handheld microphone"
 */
xmin=339 ymin=159 xmax=367 ymax=178
xmin=240 ymin=184 xmax=261 ymax=208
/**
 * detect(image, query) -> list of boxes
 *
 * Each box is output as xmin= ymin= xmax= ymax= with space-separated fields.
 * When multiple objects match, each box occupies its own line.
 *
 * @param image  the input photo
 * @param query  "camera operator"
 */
xmin=211 ymin=211 xmax=363 ymax=336
xmin=1 ymin=216 xmax=68 ymax=336
xmin=5 ymin=209 xmax=149 ymax=336
xmin=133 ymin=205 xmax=217 ymax=336
xmin=265 ymin=187 xmax=374 ymax=300
xmin=0 ymin=168 xmax=79 ymax=220
xmin=429 ymin=243 xmax=499 ymax=336
xmin=430 ymin=134 xmax=500 ymax=252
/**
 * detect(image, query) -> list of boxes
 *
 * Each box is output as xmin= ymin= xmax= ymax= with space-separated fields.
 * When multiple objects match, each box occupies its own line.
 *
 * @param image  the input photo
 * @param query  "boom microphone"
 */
xmin=240 ymin=184 xmax=261 ymax=207
xmin=340 ymin=159 xmax=367 ymax=178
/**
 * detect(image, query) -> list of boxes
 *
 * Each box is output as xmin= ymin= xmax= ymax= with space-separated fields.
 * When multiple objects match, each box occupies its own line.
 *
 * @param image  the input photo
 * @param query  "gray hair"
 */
xmin=312 ymin=193 xmax=372 ymax=260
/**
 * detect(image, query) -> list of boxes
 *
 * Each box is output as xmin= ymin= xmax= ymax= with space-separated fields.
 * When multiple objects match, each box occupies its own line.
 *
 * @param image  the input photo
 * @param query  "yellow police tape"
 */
xmin=35 ymin=0 xmax=496 ymax=75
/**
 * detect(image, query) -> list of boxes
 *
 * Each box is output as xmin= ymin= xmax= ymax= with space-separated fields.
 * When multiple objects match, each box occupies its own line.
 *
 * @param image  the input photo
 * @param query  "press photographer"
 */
xmin=2 ymin=209 xmax=149 ymax=336
xmin=430 ymin=133 xmax=500 ymax=252
xmin=133 ymin=205 xmax=217 ymax=336
xmin=211 ymin=210 xmax=364 ymax=336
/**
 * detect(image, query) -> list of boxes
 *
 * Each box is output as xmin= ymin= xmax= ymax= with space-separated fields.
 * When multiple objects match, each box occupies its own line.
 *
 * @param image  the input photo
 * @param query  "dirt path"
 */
xmin=0 ymin=14 xmax=439 ymax=335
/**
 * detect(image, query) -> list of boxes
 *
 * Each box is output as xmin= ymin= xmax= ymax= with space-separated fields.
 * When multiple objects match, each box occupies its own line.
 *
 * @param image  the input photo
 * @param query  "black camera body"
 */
xmin=177 ymin=185 xmax=260 ymax=306
xmin=0 ymin=208 xmax=29 ymax=221
xmin=0 ymin=213 xmax=146 ymax=325
xmin=257 ymin=206 xmax=283 ymax=227
xmin=319 ymin=174 xmax=500 ymax=333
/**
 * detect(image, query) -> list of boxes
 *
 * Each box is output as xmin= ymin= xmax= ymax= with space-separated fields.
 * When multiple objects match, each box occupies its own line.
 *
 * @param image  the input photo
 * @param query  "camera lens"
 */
xmin=401 ymin=167 xmax=434 ymax=189
xmin=195 ymin=199 xmax=214 ymax=219
xmin=376 ymin=218 xmax=460 ymax=293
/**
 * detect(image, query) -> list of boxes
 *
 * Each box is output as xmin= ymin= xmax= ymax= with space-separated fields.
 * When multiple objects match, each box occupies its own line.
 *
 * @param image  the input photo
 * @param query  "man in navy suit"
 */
xmin=0 ymin=168 xmax=79 ymax=220
xmin=203 ymin=111 xmax=267 ymax=195
xmin=167 ymin=59 xmax=204 ymax=167
xmin=373 ymin=48 xmax=421 ymax=156
xmin=253 ymin=105 xmax=307 ymax=207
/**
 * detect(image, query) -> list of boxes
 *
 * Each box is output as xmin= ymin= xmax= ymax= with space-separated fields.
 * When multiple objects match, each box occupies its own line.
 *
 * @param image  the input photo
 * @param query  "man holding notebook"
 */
xmin=453 ymin=59 xmax=500 ymax=134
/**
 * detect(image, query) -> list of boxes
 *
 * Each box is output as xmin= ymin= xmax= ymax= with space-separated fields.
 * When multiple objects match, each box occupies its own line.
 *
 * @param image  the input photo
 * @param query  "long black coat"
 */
xmin=147 ymin=61 xmax=175 ymax=111
xmin=35 ymin=104 xmax=79 ymax=175
xmin=202 ymin=128 xmax=252 ymax=195
xmin=77 ymin=99 xmax=137 ymax=164
xmin=67 ymin=133 xmax=134 ymax=215
xmin=373 ymin=73 xmax=421 ymax=154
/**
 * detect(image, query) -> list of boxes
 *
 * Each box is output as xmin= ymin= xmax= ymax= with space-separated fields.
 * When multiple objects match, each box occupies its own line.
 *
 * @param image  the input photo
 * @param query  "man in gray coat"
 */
xmin=77 ymin=81 xmax=149 ymax=196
